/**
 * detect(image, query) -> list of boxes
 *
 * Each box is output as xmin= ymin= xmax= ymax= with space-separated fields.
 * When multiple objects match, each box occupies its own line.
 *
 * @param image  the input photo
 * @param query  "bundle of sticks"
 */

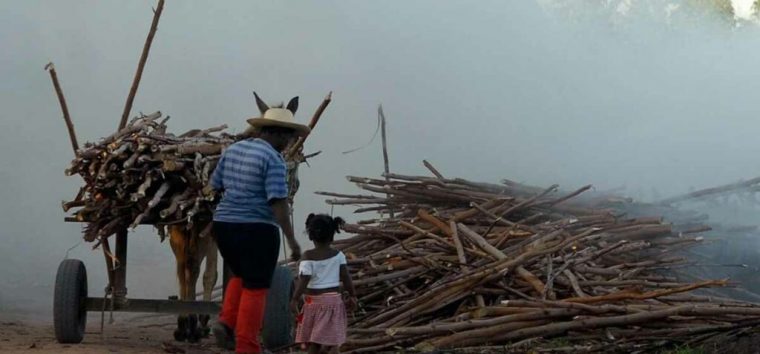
xmin=62 ymin=111 xmax=234 ymax=242
xmin=63 ymin=94 xmax=329 ymax=244
xmin=318 ymin=164 xmax=760 ymax=353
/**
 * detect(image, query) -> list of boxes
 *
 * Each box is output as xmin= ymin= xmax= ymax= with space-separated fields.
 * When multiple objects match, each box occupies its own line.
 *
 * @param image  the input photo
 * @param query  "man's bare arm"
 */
xmin=270 ymin=198 xmax=301 ymax=261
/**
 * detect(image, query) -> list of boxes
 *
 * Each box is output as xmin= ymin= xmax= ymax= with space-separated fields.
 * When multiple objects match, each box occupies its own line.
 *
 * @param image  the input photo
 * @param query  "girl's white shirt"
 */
xmin=298 ymin=251 xmax=347 ymax=289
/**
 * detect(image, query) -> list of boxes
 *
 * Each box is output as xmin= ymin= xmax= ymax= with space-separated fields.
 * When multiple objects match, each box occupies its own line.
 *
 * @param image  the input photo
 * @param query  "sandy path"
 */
xmin=5 ymin=312 xmax=759 ymax=354
xmin=0 ymin=313 xmax=227 ymax=354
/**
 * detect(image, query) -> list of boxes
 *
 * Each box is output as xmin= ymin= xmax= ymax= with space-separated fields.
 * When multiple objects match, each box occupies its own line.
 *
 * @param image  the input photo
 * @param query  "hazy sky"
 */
xmin=3 ymin=0 xmax=760 ymax=317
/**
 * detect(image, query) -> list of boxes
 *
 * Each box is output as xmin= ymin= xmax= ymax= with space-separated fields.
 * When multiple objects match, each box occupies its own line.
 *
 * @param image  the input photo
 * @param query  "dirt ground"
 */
xmin=700 ymin=334 xmax=760 ymax=354
xmin=0 ymin=313 xmax=233 ymax=354
xmin=5 ymin=312 xmax=760 ymax=354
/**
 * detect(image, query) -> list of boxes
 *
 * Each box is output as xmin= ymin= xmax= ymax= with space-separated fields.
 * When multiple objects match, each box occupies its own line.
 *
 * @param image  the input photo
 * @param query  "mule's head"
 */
xmin=253 ymin=91 xmax=298 ymax=116
xmin=251 ymin=91 xmax=302 ymax=151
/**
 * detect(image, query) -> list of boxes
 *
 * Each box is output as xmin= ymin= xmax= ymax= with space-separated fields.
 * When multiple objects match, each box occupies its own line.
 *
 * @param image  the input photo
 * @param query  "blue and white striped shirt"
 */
xmin=210 ymin=138 xmax=288 ymax=225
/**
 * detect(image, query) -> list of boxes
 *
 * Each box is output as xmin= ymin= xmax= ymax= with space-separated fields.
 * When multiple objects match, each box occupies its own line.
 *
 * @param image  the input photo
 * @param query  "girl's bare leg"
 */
xmin=307 ymin=343 xmax=321 ymax=354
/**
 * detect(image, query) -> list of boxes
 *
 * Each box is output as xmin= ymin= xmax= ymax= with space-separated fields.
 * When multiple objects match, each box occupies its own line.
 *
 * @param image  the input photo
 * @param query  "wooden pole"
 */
xmin=423 ymin=160 xmax=444 ymax=179
xmin=378 ymin=104 xmax=393 ymax=218
xmin=450 ymin=221 xmax=467 ymax=266
xmin=657 ymin=176 xmax=760 ymax=205
xmin=306 ymin=92 xmax=333 ymax=130
xmin=44 ymin=62 xmax=79 ymax=153
xmin=118 ymin=0 xmax=165 ymax=130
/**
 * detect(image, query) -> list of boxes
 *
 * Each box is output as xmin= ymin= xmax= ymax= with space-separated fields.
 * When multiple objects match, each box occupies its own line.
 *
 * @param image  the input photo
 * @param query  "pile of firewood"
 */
xmin=319 ymin=165 xmax=760 ymax=353
xmin=62 ymin=111 xmax=236 ymax=241
xmin=62 ymin=96 xmax=328 ymax=243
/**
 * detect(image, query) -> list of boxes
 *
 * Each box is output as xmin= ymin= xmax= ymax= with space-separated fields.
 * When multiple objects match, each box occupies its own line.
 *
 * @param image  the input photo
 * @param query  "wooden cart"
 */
xmin=46 ymin=1 xmax=322 ymax=349
xmin=53 ymin=220 xmax=295 ymax=349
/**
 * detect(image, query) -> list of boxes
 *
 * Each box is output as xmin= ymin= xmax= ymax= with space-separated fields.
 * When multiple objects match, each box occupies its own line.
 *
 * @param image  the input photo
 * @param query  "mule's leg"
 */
xmin=175 ymin=315 xmax=188 ymax=342
xmin=186 ymin=314 xmax=199 ymax=344
xmin=185 ymin=253 xmax=203 ymax=343
xmin=169 ymin=226 xmax=189 ymax=342
xmin=199 ymin=239 xmax=219 ymax=337
xmin=173 ymin=258 xmax=189 ymax=342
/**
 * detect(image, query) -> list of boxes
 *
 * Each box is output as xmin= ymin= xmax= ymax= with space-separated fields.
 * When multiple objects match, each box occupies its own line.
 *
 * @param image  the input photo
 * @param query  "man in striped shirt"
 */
xmin=211 ymin=94 xmax=309 ymax=354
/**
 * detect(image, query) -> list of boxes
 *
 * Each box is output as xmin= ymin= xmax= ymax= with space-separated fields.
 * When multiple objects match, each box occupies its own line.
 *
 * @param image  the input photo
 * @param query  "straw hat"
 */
xmin=247 ymin=92 xmax=310 ymax=137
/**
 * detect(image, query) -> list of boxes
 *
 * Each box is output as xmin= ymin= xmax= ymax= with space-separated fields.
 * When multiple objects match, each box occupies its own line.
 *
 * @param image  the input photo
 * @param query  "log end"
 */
xmin=413 ymin=341 xmax=437 ymax=353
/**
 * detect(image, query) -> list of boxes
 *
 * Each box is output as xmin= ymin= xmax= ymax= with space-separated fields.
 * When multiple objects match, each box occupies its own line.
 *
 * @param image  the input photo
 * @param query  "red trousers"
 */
xmin=219 ymin=276 xmax=268 ymax=353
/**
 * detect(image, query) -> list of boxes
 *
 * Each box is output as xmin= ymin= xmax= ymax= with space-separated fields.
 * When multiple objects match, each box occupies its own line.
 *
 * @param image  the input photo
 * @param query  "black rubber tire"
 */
xmin=54 ymin=259 xmax=87 ymax=344
xmin=262 ymin=265 xmax=295 ymax=349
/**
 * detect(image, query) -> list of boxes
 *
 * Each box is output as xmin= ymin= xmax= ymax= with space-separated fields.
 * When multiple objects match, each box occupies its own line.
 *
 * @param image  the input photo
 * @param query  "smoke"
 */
xmin=2 ymin=0 xmax=760 ymax=318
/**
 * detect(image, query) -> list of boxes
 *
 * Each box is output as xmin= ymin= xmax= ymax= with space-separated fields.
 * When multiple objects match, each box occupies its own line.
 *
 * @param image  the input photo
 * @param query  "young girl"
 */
xmin=291 ymin=214 xmax=357 ymax=354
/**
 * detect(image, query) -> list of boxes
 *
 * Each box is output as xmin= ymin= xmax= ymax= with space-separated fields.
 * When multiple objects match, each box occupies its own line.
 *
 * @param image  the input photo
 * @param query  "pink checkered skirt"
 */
xmin=295 ymin=293 xmax=347 ymax=346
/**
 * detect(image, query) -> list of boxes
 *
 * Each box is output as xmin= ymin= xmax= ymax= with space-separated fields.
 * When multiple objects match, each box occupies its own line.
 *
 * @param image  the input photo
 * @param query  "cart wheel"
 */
xmin=262 ymin=265 xmax=294 ymax=349
xmin=54 ymin=259 xmax=88 ymax=344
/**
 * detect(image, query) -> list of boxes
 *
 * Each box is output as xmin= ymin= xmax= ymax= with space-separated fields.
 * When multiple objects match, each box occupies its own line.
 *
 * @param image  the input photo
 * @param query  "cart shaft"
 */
xmin=86 ymin=297 xmax=220 ymax=314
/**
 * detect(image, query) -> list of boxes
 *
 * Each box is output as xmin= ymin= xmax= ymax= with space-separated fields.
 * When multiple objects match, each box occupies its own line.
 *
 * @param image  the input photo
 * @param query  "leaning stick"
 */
xmin=285 ymin=91 xmax=332 ymax=160
xmin=657 ymin=176 xmax=760 ymax=205
xmin=423 ymin=160 xmax=444 ymax=179
xmin=544 ymin=184 xmax=593 ymax=207
xmin=456 ymin=223 xmax=504 ymax=260
xmin=449 ymin=221 xmax=467 ymax=265
xmin=387 ymin=308 xmax=583 ymax=337
xmin=44 ymin=62 xmax=79 ymax=153
xmin=562 ymin=279 xmax=728 ymax=304
xmin=379 ymin=104 xmax=393 ymax=218
xmin=427 ymin=306 xmax=691 ymax=349
xmin=306 ymin=92 xmax=333 ymax=131
xmin=480 ymin=184 xmax=559 ymax=238
xmin=457 ymin=223 xmax=546 ymax=295
xmin=118 ymin=0 xmax=165 ymax=130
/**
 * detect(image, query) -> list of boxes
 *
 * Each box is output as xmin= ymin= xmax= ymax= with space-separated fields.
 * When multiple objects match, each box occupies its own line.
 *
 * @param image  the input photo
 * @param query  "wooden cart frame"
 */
xmin=46 ymin=2 xmax=323 ymax=348
xmin=53 ymin=221 xmax=295 ymax=348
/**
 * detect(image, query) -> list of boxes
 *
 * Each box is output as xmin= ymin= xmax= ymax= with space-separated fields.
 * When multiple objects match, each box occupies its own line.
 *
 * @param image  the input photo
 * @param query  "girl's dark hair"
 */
xmin=305 ymin=213 xmax=345 ymax=243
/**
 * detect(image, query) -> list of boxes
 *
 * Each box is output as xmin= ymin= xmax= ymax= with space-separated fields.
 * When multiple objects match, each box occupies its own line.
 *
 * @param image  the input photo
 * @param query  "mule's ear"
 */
xmin=286 ymin=96 xmax=299 ymax=114
xmin=253 ymin=91 xmax=269 ymax=114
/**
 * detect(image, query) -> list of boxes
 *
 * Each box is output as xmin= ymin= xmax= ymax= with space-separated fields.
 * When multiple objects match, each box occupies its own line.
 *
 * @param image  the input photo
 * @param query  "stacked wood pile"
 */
xmin=62 ymin=93 xmax=330 ymax=244
xmin=62 ymin=111 xmax=232 ymax=242
xmin=319 ymin=166 xmax=760 ymax=353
